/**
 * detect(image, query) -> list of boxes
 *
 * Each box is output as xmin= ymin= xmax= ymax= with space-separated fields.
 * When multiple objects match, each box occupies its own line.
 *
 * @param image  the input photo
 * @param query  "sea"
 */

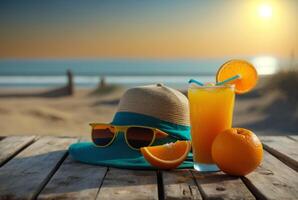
xmin=0 ymin=57 xmax=294 ymax=89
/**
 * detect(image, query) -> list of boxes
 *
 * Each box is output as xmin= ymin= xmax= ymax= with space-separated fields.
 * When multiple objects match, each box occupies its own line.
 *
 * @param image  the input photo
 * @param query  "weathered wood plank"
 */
xmin=0 ymin=136 xmax=77 ymax=200
xmin=162 ymin=170 xmax=202 ymax=200
xmin=39 ymin=137 xmax=106 ymax=199
xmin=192 ymin=171 xmax=255 ymax=200
xmin=38 ymin=155 xmax=107 ymax=199
xmin=261 ymin=136 xmax=298 ymax=172
xmin=0 ymin=136 xmax=36 ymax=167
xmin=96 ymin=168 xmax=158 ymax=200
xmin=242 ymin=151 xmax=298 ymax=200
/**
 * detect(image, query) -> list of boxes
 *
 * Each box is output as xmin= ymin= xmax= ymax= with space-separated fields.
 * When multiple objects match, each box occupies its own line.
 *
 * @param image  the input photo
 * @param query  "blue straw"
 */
xmin=216 ymin=74 xmax=241 ymax=86
xmin=188 ymin=79 xmax=204 ymax=86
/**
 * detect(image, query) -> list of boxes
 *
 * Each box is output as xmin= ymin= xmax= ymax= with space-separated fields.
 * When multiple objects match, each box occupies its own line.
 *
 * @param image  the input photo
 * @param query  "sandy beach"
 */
xmin=0 ymin=86 xmax=123 ymax=137
xmin=0 ymin=78 xmax=297 ymax=137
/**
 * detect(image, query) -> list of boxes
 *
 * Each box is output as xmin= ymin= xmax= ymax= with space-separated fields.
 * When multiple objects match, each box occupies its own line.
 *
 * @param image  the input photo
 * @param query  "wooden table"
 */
xmin=0 ymin=135 xmax=297 ymax=200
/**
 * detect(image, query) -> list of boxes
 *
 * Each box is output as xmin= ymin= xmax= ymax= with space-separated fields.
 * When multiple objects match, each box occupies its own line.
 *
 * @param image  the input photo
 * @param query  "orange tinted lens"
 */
xmin=126 ymin=127 xmax=154 ymax=149
xmin=92 ymin=127 xmax=115 ymax=146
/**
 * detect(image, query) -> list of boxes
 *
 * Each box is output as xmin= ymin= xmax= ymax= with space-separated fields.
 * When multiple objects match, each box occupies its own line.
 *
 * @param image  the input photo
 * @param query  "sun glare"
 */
xmin=251 ymin=56 xmax=278 ymax=75
xmin=258 ymin=3 xmax=273 ymax=19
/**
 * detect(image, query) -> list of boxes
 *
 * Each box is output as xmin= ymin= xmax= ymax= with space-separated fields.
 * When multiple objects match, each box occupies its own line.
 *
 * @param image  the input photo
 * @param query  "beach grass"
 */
xmin=266 ymin=68 xmax=298 ymax=104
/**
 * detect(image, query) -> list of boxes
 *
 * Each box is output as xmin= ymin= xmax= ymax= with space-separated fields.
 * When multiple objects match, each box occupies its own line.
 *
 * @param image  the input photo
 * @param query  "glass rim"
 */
xmin=188 ymin=84 xmax=235 ymax=89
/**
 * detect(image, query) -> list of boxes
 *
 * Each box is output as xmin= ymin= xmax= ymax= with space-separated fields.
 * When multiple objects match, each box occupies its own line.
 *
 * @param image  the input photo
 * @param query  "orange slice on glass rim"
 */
xmin=216 ymin=59 xmax=258 ymax=94
xmin=140 ymin=141 xmax=191 ymax=169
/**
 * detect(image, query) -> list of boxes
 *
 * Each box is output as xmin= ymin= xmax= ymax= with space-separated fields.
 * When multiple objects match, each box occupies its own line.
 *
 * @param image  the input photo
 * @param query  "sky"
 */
xmin=0 ymin=0 xmax=297 ymax=59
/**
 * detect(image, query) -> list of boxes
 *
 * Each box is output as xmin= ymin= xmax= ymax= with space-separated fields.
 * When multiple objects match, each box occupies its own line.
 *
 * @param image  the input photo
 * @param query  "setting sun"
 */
xmin=258 ymin=3 xmax=273 ymax=19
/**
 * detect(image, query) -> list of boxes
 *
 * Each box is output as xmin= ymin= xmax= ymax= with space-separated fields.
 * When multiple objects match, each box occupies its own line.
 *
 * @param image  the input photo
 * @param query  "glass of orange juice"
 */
xmin=188 ymin=84 xmax=235 ymax=172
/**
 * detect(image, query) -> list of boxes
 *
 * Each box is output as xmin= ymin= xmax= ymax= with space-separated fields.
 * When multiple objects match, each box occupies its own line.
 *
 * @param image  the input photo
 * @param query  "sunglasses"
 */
xmin=90 ymin=123 xmax=170 ymax=150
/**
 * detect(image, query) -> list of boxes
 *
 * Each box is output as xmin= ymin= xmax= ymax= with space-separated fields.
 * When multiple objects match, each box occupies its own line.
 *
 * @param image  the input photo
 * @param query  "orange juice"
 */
xmin=188 ymin=85 xmax=235 ymax=172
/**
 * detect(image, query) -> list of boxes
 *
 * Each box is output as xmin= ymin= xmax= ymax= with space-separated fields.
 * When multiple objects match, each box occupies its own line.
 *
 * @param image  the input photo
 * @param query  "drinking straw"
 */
xmin=188 ymin=79 xmax=204 ymax=86
xmin=216 ymin=74 xmax=241 ymax=86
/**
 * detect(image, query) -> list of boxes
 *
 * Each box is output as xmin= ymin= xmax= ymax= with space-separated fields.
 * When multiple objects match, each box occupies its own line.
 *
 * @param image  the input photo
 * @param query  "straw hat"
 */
xmin=69 ymin=84 xmax=192 ymax=169
xmin=117 ymin=83 xmax=190 ymax=126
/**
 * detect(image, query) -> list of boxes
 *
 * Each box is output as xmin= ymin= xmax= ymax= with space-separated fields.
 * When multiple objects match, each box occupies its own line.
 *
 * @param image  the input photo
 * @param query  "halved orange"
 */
xmin=140 ymin=141 xmax=191 ymax=169
xmin=216 ymin=59 xmax=258 ymax=94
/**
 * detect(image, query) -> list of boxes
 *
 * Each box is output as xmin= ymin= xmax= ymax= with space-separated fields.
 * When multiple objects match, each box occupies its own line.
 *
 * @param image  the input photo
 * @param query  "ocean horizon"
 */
xmin=0 ymin=57 xmax=295 ymax=88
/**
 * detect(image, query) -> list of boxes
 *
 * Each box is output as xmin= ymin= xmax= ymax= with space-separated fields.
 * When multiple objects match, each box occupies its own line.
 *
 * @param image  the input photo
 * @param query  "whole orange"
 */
xmin=211 ymin=128 xmax=263 ymax=176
